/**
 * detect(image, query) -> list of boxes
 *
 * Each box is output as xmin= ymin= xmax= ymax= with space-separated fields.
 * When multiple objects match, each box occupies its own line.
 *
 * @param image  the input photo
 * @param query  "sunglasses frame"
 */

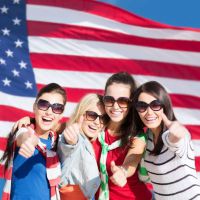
xmin=85 ymin=111 xmax=106 ymax=124
xmin=37 ymin=99 xmax=64 ymax=114
xmin=103 ymin=96 xmax=131 ymax=108
xmin=135 ymin=100 xmax=163 ymax=113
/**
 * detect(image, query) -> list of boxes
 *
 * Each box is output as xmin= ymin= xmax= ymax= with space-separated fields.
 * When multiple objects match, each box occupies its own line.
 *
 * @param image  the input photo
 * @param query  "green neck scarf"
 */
xmin=98 ymin=130 xmax=122 ymax=200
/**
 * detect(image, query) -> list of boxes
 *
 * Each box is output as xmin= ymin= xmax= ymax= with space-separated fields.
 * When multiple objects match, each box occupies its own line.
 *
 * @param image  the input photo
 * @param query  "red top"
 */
xmin=92 ymin=129 xmax=152 ymax=200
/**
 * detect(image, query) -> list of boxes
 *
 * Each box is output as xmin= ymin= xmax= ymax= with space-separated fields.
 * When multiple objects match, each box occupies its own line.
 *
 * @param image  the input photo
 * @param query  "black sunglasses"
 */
xmin=135 ymin=100 xmax=163 ymax=113
xmin=37 ymin=99 xmax=64 ymax=114
xmin=85 ymin=111 xmax=107 ymax=124
xmin=103 ymin=96 xmax=131 ymax=108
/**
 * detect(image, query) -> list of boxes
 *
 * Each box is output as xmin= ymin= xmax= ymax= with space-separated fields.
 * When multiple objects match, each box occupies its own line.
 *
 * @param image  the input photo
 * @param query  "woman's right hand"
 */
xmin=12 ymin=116 xmax=31 ymax=132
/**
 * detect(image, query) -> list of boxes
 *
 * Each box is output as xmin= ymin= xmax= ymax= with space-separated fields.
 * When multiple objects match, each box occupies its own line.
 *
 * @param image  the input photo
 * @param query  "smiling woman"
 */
xmin=57 ymin=93 xmax=106 ymax=200
xmin=0 ymin=83 xmax=67 ymax=200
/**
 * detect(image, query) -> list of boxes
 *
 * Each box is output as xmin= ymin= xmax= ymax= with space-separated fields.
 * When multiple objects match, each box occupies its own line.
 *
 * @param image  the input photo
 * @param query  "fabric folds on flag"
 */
xmin=0 ymin=0 xmax=200 ymax=179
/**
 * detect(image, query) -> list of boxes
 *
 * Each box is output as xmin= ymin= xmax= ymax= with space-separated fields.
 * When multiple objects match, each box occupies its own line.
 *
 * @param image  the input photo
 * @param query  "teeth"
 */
xmin=88 ymin=125 xmax=97 ymax=130
xmin=146 ymin=117 xmax=156 ymax=121
xmin=42 ymin=117 xmax=52 ymax=121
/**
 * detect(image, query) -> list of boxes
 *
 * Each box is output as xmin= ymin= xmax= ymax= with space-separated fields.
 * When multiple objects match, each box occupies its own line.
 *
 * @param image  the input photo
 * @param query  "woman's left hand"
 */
xmin=162 ymin=113 xmax=188 ymax=143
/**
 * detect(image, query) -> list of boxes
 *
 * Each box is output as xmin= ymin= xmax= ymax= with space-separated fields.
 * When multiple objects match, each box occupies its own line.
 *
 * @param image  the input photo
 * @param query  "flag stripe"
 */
xmin=27 ymin=21 xmax=200 ymax=52
xmin=28 ymin=36 xmax=200 ymax=67
xmin=30 ymin=53 xmax=200 ymax=81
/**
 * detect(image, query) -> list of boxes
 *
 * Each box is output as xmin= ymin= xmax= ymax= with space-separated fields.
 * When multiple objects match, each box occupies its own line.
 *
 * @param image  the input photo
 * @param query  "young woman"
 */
xmin=8 ymin=93 xmax=107 ymax=200
xmin=57 ymin=93 xmax=107 ymax=200
xmin=132 ymin=81 xmax=200 ymax=200
xmin=0 ymin=83 xmax=66 ymax=200
xmin=93 ymin=72 xmax=152 ymax=200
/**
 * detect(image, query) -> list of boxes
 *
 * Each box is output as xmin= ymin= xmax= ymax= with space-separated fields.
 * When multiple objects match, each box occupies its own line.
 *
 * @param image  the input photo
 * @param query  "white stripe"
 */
xmin=47 ymin=166 xmax=61 ymax=180
xmin=1 ymin=92 xmax=200 ymax=125
xmin=193 ymin=140 xmax=200 ymax=157
xmin=27 ymin=5 xmax=200 ymax=41
xmin=0 ymin=121 xmax=14 ymax=137
xmin=28 ymin=36 xmax=200 ymax=67
xmin=0 ymin=91 xmax=76 ymax=118
xmin=33 ymin=69 xmax=200 ymax=98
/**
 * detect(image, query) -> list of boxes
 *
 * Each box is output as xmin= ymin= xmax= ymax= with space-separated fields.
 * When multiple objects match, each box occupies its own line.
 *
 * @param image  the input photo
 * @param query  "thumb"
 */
xmin=26 ymin=126 xmax=39 ymax=146
xmin=162 ymin=113 xmax=172 ymax=128
xmin=110 ymin=161 xmax=118 ymax=173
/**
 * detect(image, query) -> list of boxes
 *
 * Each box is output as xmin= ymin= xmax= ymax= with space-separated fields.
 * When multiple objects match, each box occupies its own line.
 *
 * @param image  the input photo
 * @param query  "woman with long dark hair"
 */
xmin=132 ymin=81 xmax=200 ymax=199
xmin=0 ymin=83 xmax=66 ymax=200
xmin=93 ymin=72 xmax=152 ymax=200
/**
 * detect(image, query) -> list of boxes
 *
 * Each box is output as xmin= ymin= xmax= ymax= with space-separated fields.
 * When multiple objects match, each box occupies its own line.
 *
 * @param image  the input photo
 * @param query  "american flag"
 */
xmin=0 ymin=0 xmax=200 ymax=177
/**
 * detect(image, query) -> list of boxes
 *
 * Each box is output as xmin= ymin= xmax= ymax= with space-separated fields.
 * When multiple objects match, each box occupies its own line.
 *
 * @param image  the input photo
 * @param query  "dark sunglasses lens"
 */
xmin=117 ymin=97 xmax=130 ymax=108
xmin=52 ymin=104 xmax=64 ymax=114
xmin=135 ymin=101 xmax=148 ymax=113
xmin=86 ymin=111 xmax=98 ymax=121
xmin=103 ymin=96 xmax=115 ymax=107
xmin=37 ymin=99 xmax=50 ymax=111
xmin=150 ymin=100 xmax=163 ymax=111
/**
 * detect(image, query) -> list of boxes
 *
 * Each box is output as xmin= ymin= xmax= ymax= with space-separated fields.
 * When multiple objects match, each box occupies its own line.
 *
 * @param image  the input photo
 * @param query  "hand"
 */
xmin=162 ymin=113 xmax=188 ymax=142
xmin=110 ymin=161 xmax=127 ymax=187
xmin=12 ymin=116 xmax=31 ymax=133
xmin=18 ymin=127 xmax=39 ymax=158
xmin=63 ymin=116 xmax=83 ymax=145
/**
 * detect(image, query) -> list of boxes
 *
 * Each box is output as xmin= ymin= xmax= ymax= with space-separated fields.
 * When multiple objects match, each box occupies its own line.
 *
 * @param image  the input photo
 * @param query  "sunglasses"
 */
xmin=135 ymin=100 xmax=163 ymax=113
xmin=85 ymin=111 xmax=107 ymax=124
xmin=103 ymin=96 xmax=131 ymax=108
xmin=37 ymin=99 xmax=64 ymax=114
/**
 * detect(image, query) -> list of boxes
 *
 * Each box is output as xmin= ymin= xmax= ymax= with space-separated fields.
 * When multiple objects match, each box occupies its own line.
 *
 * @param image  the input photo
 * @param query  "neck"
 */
xmin=150 ymin=127 xmax=161 ymax=144
xmin=107 ymin=121 xmax=121 ymax=136
xmin=35 ymin=128 xmax=50 ymax=139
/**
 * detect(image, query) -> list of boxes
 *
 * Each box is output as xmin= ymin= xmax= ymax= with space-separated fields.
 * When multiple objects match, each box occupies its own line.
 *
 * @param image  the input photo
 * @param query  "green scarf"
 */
xmin=98 ymin=130 xmax=121 ymax=200
xmin=137 ymin=132 xmax=150 ymax=182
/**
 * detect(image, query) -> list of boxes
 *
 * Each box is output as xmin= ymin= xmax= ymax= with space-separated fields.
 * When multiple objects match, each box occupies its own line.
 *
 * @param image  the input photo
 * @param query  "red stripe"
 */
xmin=31 ymin=54 xmax=200 ymax=81
xmin=0 ymin=138 xmax=7 ymax=151
xmin=0 ymin=105 xmax=34 ymax=122
xmin=27 ymin=0 xmax=200 ymax=31
xmin=0 ymin=164 xmax=12 ymax=179
xmin=186 ymin=125 xmax=200 ymax=140
xmin=36 ymin=84 xmax=200 ymax=109
xmin=195 ymin=157 xmax=200 ymax=171
xmin=37 ymin=84 xmax=104 ymax=102
xmin=27 ymin=21 xmax=200 ymax=52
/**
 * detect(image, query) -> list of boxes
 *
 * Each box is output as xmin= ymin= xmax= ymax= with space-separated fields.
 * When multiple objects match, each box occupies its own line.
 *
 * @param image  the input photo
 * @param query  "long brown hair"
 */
xmin=132 ymin=81 xmax=176 ymax=155
xmin=1 ymin=83 xmax=67 ymax=169
xmin=104 ymin=72 xmax=137 ymax=146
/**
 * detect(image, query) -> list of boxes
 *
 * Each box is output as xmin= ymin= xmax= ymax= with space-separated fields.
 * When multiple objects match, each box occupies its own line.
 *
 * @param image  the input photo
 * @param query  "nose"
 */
xmin=113 ymin=101 xmax=120 ymax=109
xmin=45 ymin=106 xmax=53 ymax=114
xmin=146 ymin=106 xmax=154 ymax=114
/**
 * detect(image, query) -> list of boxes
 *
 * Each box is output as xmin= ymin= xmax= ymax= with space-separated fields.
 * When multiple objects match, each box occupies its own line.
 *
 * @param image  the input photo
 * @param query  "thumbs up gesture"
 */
xmin=63 ymin=116 xmax=84 ymax=145
xmin=18 ymin=126 xmax=39 ymax=158
xmin=162 ymin=113 xmax=188 ymax=143
xmin=110 ymin=161 xmax=127 ymax=187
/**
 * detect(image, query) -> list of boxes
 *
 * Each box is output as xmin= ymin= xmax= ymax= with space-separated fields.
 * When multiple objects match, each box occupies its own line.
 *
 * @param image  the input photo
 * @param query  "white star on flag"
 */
xmin=25 ymin=81 xmax=32 ymax=89
xmin=0 ymin=5 xmax=9 ymax=14
xmin=13 ymin=17 xmax=21 ymax=25
xmin=18 ymin=60 xmax=27 ymax=69
xmin=14 ymin=39 xmax=23 ymax=48
xmin=12 ymin=69 xmax=20 ymax=77
xmin=2 ymin=78 xmax=11 ymax=86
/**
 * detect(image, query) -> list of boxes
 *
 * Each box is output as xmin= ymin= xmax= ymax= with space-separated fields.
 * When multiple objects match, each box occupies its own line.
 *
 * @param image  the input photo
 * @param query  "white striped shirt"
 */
xmin=144 ymin=130 xmax=200 ymax=200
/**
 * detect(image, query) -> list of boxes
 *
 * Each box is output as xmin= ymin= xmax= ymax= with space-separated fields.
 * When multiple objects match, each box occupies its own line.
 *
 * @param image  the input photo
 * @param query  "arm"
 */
xmin=12 ymin=116 xmax=31 ymax=133
xmin=110 ymin=137 xmax=146 ymax=187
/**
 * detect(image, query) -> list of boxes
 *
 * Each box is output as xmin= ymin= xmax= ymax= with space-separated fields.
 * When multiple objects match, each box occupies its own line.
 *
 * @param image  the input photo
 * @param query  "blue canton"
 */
xmin=0 ymin=0 xmax=37 ymax=97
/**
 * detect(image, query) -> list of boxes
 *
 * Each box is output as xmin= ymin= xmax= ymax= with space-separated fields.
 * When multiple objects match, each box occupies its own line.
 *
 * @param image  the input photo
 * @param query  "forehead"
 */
xmin=138 ymin=92 xmax=156 ymax=103
xmin=38 ymin=92 xmax=64 ymax=104
xmin=105 ymin=83 xmax=131 ymax=98
xmin=87 ymin=103 xmax=105 ymax=115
